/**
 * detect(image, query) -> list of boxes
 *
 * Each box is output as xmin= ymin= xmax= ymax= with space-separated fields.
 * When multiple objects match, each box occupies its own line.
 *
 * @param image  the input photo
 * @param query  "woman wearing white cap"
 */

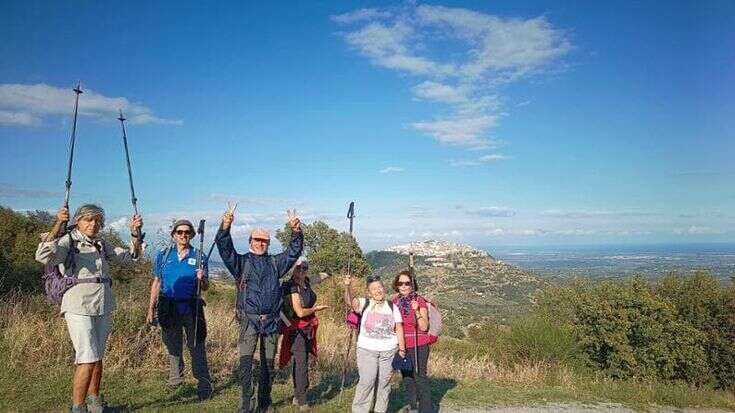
xmin=278 ymin=256 xmax=330 ymax=410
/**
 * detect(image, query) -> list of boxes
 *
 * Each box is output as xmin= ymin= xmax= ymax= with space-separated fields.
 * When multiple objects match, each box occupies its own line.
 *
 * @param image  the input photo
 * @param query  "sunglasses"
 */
xmin=174 ymin=230 xmax=193 ymax=236
xmin=366 ymin=275 xmax=381 ymax=283
xmin=396 ymin=281 xmax=412 ymax=287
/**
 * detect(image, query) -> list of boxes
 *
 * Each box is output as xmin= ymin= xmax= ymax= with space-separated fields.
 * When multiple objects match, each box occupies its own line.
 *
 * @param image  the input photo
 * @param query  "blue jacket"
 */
xmin=215 ymin=228 xmax=303 ymax=333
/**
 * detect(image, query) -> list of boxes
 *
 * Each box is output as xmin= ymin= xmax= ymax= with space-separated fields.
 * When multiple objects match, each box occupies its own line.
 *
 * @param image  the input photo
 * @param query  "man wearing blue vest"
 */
xmin=215 ymin=208 xmax=303 ymax=413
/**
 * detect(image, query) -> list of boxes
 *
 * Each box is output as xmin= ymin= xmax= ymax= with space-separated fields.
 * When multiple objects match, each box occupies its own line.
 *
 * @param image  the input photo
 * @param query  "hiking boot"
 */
xmin=197 ymin=389 xmax=213 ymax=401
xmin=85 ymin=394 xmax=106 ymax=413
xmin=70 ymin=405 xmax=88 ymax=413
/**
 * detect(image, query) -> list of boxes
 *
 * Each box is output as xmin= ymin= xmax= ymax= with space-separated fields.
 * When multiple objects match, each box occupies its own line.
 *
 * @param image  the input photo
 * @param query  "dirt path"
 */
xmin=438 ymin=403 xmax=733 ymax=413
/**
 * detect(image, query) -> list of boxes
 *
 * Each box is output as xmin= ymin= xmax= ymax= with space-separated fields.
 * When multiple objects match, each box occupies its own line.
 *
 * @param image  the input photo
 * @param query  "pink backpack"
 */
xmin=424 ymin=298 xmax=442 ymax=344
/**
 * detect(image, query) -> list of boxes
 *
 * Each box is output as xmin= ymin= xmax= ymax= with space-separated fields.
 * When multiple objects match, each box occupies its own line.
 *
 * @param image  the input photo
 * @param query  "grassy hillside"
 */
xmin=367 ymin=250 xmax=545 ymax=335
xmin=1 ymin=278 xmax=734 ymax=412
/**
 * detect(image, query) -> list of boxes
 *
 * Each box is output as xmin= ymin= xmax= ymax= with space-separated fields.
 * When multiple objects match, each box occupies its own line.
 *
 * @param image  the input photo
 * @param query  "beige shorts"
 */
xmin=64 ymin=312 xmax=112 ymax=364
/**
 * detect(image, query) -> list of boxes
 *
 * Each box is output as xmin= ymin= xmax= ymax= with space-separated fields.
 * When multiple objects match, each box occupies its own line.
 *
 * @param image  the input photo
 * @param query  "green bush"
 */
xmin=504 ymin=316 xmax=579 ymax=365
xmin=536 ymin=276 xmax=714 ymax=385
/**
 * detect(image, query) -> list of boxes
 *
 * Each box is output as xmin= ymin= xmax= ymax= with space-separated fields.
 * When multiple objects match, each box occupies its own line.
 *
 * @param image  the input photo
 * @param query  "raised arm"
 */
xmin=275 ymin=230 xmax=303 ymax=277
xmin=343 ymin=275 xmax=360 ymax=312
xmin=215 ymin=225 xmax=243 ymax=280
xmin=35 ymin=207 xmax=72 ymax=266
xmin=36 ymin=232 xmax=72 ymax=266
xmin=215 ymin=207 xmax=244 ymax=279
xmin=104 ymin=214 xmax=144 ymax=263
xmin=275 ymin=209 xmax=304 ymax=277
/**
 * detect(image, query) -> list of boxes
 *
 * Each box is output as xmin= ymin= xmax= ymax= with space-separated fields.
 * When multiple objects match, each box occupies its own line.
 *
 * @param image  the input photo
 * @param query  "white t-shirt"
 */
xmin=356 ymin=297 xmax=403 ymax=352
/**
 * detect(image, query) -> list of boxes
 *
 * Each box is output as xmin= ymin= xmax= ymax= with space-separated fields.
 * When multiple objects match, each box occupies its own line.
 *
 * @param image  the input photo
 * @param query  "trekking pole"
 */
xmin=409 ymin=251 xmax=419 ymax=376
xmin=117 ymin=110 xmax=145 ymax=244
xmin=338 ymin=201 xmax=356 ymax=403
xmin=194 ymin=219 xmax=205 ymax=348
xmin=59 ymin=82 xmax=83 ymax=235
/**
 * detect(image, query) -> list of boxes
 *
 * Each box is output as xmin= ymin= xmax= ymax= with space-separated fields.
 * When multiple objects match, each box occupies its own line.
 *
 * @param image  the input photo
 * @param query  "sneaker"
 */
xmin=70 ymin=405 xmax=88 ymax=413
xmin=85 ymin=394 xmax=106 ymax=413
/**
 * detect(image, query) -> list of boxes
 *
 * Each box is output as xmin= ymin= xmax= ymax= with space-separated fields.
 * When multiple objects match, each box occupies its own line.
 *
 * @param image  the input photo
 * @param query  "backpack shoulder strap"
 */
xmin=270 ymin=256 xmax=278 ymax=278
xmin=64 ymin=233 xmax=77 ymax=277
xmin=239 ymin=258 xmax=252 ymax=290
xmin=157 ymin=246 xmax=172 ymax=279
xmin=361 ymin=297 xmax=370 ymax=314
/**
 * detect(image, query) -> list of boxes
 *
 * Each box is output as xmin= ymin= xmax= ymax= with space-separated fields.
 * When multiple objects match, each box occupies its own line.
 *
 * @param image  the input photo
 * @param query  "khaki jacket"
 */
xmin=36 ymin=229 xmax=137 ymax=316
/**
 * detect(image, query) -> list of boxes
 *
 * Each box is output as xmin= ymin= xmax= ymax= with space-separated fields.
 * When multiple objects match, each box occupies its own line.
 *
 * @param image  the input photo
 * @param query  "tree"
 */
xmin=275 ymin=220 xmax=371 ymax=278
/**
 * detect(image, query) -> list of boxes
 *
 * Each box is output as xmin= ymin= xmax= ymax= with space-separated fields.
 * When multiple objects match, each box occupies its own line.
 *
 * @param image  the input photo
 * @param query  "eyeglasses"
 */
xmin=396 ymin=281 xmax=412 ymax=287
xmin=175 ymin=230 xmax=193 ymax=236
xmin=252 ymin=237 xmax=270 ymax=243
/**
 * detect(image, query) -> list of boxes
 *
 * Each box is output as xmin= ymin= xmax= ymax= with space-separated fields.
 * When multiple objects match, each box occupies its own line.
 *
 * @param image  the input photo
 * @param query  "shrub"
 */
xmin=504 ymin=316 xmax=579 ymax=365
xmin=536 ymin=276 xmax=712 ymax=385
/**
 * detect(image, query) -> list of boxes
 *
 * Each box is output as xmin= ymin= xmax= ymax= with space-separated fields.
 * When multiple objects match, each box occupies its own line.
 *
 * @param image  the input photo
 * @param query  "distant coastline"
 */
xmin=488 ymin=242 xmax=735 ymax=279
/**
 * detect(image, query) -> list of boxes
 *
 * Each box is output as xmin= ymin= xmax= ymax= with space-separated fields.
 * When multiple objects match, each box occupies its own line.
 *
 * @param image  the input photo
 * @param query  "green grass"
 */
xmin=3 ymin=356 xmax=735 ymax=412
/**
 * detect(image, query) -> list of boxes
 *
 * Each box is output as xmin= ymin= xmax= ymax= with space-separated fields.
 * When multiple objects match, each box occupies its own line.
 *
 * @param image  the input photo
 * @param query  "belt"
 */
xmin=76 ymin=277 xmax=111 ymax=284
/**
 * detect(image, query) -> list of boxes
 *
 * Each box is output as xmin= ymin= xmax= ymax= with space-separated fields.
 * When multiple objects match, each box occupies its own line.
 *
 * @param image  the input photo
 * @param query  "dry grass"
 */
xmin=3 ymin=281 xmax=734 ymax=412
xmin=0 ymin=281 xmax=576 ymax=387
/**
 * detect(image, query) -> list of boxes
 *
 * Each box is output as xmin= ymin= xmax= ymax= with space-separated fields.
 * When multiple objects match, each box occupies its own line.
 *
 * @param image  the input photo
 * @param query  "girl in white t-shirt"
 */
xmin=344 ymin=274 xmax=406 ymax=413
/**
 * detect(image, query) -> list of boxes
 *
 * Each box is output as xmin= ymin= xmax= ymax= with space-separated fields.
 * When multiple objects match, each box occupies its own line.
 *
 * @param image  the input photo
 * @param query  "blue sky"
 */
xmin=1 ymin=1 xmax=733 ymax=252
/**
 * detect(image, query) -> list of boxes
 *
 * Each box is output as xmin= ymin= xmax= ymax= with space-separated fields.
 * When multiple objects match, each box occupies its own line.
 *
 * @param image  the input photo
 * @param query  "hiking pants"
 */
xmin=289 ymin=326 xmax=313 ymax=406
xmin=401 ymin=345 xmax=432 ymax=413
xmin=161 ymin=313 xmax=212 ymax=397
xmin=352 ymin=346 xmax=396 ymax=413
xmin=238 ymin=321 xmax=278 ymax=413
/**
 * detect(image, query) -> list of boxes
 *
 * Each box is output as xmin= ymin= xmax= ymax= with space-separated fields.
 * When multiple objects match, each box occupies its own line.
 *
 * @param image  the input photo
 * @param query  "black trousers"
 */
xmin=289 ymin=325 xmax=313 ymax=406
xmin=401 ymin=345 xmax=432 ymax=413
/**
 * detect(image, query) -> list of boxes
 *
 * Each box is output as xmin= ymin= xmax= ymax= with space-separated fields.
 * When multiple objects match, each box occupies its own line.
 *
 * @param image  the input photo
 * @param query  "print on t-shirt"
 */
xmin=363 ymin=308 xmax=395 ymax=339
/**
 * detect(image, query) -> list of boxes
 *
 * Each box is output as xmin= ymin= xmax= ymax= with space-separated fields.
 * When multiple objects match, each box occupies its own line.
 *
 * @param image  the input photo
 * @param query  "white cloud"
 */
xmin=344 ymin=22 xmax=455 ymax=76
xmin=412 ymin=115 xmax=498 ymax=147
xmin=415 ymin=6 xmax=571 ymax=78
xmin=108 ymin=217 xmax=129 ymax=233
xmin=450 ymin=153 xmax=510 ymax=166
xmin=413 ymin=81 xmax=468 ymax=103
xmin=542 ymin=210 xmax=659 ymax=219
xmin=380 ymin=166 xmax=404 ymax=174
xmin=674 ymin=226 xmax=724 ymax=235
xmin=0 ymin=110 xmax=36 ymax=126
xmin=0 ymin=83 xmax=182 ymax=127
xmin=335 ymin=4 xmax=571 ymax=150
xmin=470 ymin=206 xmax=516 ymax=217
xmin=332 ymin=8 xmax=392 ymax=24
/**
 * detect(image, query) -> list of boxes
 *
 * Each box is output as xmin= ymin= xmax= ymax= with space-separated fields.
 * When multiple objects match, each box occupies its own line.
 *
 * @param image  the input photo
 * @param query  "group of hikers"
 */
xmin=35 ymin=203 xmax=436 ymax=413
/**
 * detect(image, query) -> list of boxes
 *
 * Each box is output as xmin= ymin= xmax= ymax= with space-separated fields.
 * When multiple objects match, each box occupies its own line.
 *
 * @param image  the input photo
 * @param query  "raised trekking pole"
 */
xmin=58 ymin=82 xmax=83 ymax=236
xmin=409 ymin=251 xmax=419 ymax=376
xmin=194 ymin=219 xmax=205 ymax=348
xmin=339 ymin=201 xmax=356 ymax=403
xmin=117 ymin=109 xmax=145 ymax=244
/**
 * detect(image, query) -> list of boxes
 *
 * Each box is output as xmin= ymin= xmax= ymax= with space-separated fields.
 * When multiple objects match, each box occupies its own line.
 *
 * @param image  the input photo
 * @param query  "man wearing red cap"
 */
xmin=215 ymin=208 xmax=303 ymax=413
